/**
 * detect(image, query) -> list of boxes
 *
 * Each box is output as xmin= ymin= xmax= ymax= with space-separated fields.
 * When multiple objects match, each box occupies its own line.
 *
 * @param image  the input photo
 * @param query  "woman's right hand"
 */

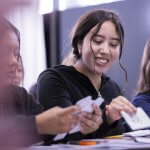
xmin=79 ymin=103 xmax=103 ymax=134
xmin=36 ymin=106 xmax=80 ymax=135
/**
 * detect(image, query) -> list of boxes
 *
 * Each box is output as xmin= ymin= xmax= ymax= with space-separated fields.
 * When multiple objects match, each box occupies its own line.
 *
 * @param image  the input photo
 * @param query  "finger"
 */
xmin=106 ymin=105 xmax=121 ymax=118
xmin=111 ymin=102 xmax=125 ymax=111
xmin=113 ymin=101 xmax=131 ymax=112
xmin=80 ymin=122 xmax=89 ymax=134
xmin=80 ymin=112 xmax=93 ymax=120
xmin=113 ymin=96 xmax=136 ymax=112
xmin=91 ymin=115 xmax=103 ymax=124
xmin=105 ymin=105 xmax=109 ymax=116
xmin=109 ymin=102 xmax=131 ymax=116
xmin=61 ymin=123 xmax=74 ymax=133
xmin=80 ymin=116 xmax=100 ymax=129
xmin=81 ymin=111 xmax=103 ymax=125
xmin=68 ymin=114 xmax=78 ymax=124
xmin=92 ymin=103 xmax=102 ymax=116
xmin=80 ymin=122 xmax=93 ymax=134
xmin=105 ymin=105 xmax=121 ymax=122
xmin=61 ymin=106 xmax=80 ymax=116
xmin=60 ymin=117 xmax=78 ymax=133
xmin=80 ymin=119 xmax=99 ymax=134
xmin=112 ymin=99 xmax=136 ymax=114
xmin=119 ymin=97 xmax=137 ymax=112
xmin=80 ymin=121 xmax=94 ymax=134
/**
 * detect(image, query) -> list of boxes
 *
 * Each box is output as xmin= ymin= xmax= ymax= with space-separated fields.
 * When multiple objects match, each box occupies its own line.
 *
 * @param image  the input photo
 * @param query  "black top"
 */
xmin=0 ymin=85 xmax=43 ymax=146
xmin=37 ymin=65 xmax=126 ymax=144
xmin=1 ymin=85 xmax=43 ymax=117
xmin=132 ymin=92 xmax=150 ymax=116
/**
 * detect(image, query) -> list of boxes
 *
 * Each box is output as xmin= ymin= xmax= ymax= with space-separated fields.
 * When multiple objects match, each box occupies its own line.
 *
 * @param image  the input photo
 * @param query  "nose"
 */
xmin=8 ymin=53 xmax=18 ymax=69
xmin=100 ymin=42 xmax=110 ymax=55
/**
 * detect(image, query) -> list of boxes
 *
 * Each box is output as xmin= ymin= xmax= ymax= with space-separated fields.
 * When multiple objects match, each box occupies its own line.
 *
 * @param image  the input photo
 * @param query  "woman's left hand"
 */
xmin=79 ymin=103 xmax=103 ymax=134
xmin=105 ymin=96 xmax=137 ymax=125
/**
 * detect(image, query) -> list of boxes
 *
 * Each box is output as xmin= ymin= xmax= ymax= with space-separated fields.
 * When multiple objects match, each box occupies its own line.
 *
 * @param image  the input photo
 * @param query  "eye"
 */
xmin=92 ymin=38 xmax=103 ymax=44
xmin=110 ymin=42 xmax=119 ymax=48
xmin=14 ymin=49 xmax=20 ymax=60
xmin=94 ymin=40 xmax=103 ymax=44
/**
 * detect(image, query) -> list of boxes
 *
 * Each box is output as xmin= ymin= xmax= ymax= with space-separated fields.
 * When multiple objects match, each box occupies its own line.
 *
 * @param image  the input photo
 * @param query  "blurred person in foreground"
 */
xmin=0 ymin=17 xmax=80 ymax=148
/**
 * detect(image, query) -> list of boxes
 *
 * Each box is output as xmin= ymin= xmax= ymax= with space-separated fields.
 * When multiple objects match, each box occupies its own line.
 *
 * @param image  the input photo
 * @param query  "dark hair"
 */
xmin=0 ymin=17 xmax=20 ymax=53
xmin=70 ymin=9 xmax=127 ymax=83
xmin=0 ymin=17 xmax=22 ymax=84
xmin=136 ymin=40 xmax=150 ymax=94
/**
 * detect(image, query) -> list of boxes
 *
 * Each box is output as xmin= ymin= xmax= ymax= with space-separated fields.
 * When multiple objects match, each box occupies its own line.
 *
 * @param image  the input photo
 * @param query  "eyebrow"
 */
xmin=94 ymin=34 xmax=120 ymax=42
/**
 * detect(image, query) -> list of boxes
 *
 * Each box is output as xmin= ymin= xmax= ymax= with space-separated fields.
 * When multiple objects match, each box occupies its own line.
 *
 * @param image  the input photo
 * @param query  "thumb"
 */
xmin=105 ymin=105 xmax=111 ymax=115
xmin=93 ymin=103 xmax=101 ymax=116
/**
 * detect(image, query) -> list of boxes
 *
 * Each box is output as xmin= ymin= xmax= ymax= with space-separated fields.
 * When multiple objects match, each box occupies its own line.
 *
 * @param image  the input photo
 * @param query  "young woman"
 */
xmin=0 ymin=17 xmax=80 ymax=147
xmin=132 ymin=40 xmax=150 ymax=116
xmin=37 ymin=9 xmax=136 ymax=144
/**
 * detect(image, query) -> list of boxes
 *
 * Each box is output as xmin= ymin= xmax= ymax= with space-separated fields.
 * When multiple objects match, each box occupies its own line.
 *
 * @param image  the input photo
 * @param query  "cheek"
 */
xmin=1 ymin=59 xmax=8 ymax=69
xmin=18 ymin=73 xmax=23 ymax=79
xmin=81 ymin=44 xmax=95 ymax=71
xmin=110 ymin=49 xmax=120 ymax=63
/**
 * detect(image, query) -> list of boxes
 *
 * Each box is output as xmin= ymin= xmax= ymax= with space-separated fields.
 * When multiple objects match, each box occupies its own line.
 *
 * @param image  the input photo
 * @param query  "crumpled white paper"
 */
xmin=54 ymin=96 xmax=104 ymax=141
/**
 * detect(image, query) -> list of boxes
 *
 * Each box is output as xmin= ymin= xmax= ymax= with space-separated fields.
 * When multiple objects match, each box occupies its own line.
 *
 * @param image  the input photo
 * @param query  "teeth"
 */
xmin=99 ymin=59 xmax=107 ymax=63
xmin=96 ymin=58 xmax=108 ymax=64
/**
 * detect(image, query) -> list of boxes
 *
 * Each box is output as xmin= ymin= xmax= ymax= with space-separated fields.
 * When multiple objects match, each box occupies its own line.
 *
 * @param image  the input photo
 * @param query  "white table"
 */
xmin=28 ymin=138 xmax=150 ymax=150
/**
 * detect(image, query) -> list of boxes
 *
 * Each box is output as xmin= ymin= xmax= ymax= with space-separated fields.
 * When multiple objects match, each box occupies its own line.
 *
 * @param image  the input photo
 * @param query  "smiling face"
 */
xmin=79 ymin=21 xmax=120 ymax=75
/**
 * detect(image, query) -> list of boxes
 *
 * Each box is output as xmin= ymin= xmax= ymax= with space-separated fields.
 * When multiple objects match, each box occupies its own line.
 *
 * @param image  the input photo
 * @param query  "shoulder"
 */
xmin=132 ymin=93 xmax=150 ymax=116
xmin=37 ymin=65 xmax=72 ymax=95
xmin=8 ymin=85 xmax=29 ymax=98
xmin=132 ymin=93 xmax=150 ymax=106
xmin=38 ymin=65 xmax=71 ymax=81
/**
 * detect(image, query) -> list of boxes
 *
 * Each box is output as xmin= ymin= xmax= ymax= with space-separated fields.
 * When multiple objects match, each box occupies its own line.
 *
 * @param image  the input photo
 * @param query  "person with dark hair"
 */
xmin=37 ymin=9 xmax=136 ymax=144
xmin=0 ymin=17 xmax=80 ymax=147
xmin=132 ymin=40 xmax=150 ymax=116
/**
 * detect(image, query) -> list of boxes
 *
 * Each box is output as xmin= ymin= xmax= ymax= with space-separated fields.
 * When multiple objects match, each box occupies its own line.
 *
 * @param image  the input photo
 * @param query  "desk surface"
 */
xmin=28 ymin=138 xmax=150 ymax=150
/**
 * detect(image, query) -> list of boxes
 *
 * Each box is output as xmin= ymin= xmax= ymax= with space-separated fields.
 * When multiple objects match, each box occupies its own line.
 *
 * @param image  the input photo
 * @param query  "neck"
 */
xmin=74 ymin=60 xmax=102 ymax=91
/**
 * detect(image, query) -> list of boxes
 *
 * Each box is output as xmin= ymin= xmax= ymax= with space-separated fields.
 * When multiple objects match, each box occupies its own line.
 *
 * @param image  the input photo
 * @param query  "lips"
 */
xmin=95 ymin=57 xmax=109 ymax=66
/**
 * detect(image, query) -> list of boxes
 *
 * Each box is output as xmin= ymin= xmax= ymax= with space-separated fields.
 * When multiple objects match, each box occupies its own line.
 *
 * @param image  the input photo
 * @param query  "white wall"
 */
xmin=6 ymin=0 xmax=46 ymax=90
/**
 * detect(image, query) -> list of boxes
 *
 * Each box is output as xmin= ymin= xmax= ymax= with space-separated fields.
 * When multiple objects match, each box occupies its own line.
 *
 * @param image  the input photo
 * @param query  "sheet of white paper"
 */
xmin=121 ymin=107 xmax=150 ymax=130
xmin=124 ymin=129 xmax=150 ymax=137
xmin=135 ymin=137 xmax=150 ymax=144
xmin=53 ymin=133 xmax=67 ymax=141
xmin=54 ymin=96 xmax=104 ymax=141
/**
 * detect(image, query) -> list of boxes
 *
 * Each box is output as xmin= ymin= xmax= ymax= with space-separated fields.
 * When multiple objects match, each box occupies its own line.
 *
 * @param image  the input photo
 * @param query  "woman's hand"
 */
xmin=36 ymin=106 xmax=80 ymax=135
xmin=105 ymin=96 xmax=137 ymax=125
xmin=79 ymin=103 xmax=103 ymax=134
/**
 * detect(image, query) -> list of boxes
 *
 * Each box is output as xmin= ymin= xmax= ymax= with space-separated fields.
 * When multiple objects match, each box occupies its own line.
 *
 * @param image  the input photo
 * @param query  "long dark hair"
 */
xmin=0 ymin=17 xmax=22 ymax=84
xmin=63 ymin=9 xmax=127 ymax=83
xmin=136 ymin=40 xmax=150 ymax=94
xmin=0 ymin=17 xmax=20 ymax=53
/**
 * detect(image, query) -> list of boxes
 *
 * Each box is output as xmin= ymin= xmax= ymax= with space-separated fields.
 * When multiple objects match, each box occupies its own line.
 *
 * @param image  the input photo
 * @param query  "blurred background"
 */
xmin=6 ymin=0 xmax=150 ymax=100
